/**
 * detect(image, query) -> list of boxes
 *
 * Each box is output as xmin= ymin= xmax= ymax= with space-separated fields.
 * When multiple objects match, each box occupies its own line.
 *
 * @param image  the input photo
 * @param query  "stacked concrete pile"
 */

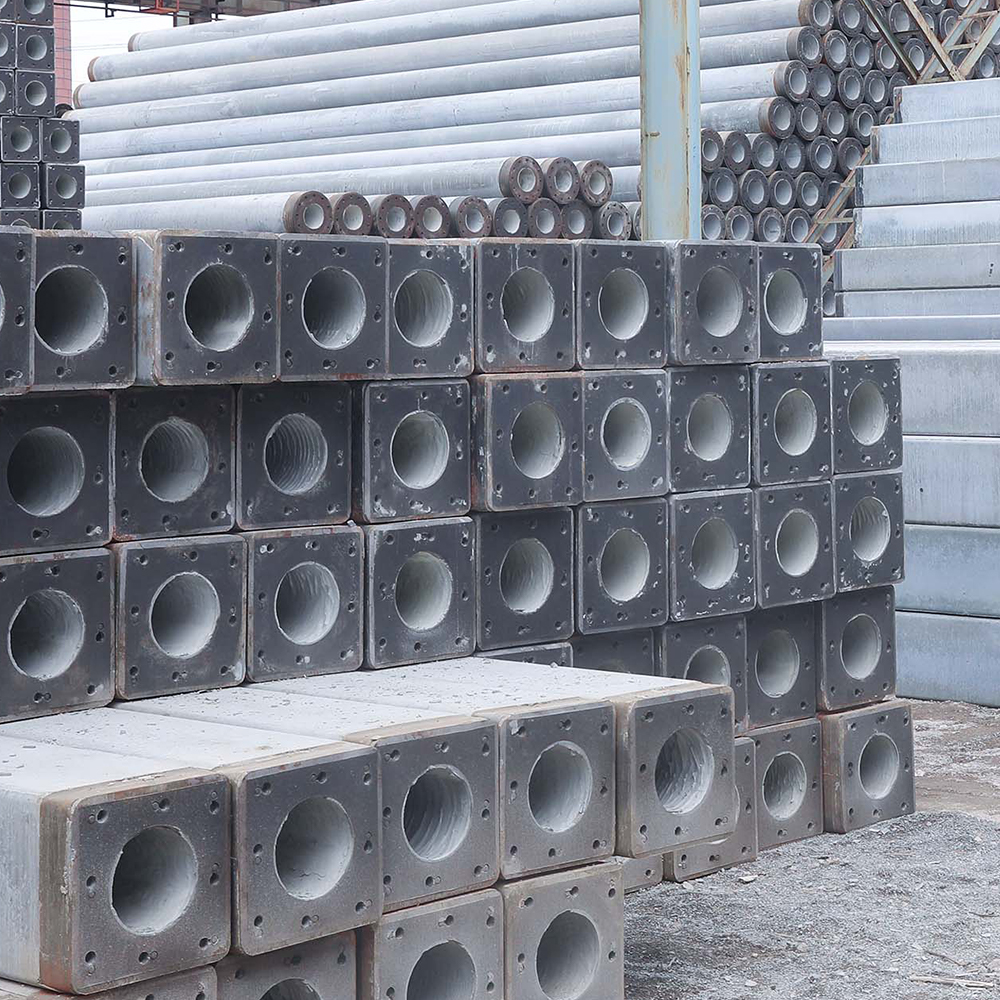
xmin=826 ymin=75 xmax=1000 ymax=707
xmin=0 ymin=0 xmax=82 ymax=230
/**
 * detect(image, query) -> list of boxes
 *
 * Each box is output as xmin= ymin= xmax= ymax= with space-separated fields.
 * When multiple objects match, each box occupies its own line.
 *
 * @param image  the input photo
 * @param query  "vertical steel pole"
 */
xmin=640 ymin=0 xmax=701 ymax=239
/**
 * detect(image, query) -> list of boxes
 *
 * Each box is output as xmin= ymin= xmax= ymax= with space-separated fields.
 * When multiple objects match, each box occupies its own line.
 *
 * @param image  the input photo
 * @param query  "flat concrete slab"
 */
xmin=624 ymin=699 xmax=1000 ymax=998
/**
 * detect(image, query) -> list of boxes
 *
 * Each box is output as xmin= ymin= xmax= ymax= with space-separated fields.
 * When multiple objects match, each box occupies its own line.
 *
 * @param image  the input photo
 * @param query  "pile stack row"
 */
xmin=0 ymin=0 xmax=83 ymax=230
xmin=825 ymin=75 xmax=1000 ymax=707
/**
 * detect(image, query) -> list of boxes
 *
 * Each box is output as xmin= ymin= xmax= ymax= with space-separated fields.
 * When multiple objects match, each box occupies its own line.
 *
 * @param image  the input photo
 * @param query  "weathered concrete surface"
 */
xmin=624 ymin=699 xmax=1000 ymax=999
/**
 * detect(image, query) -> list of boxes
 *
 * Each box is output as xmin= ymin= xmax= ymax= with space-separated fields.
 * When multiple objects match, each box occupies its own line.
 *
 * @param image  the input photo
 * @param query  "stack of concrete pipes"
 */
xmin=55 ymin=0 xmax=901 ymax=244
xmin=0 ymin=223 xmax=914 ymax=999
xmin=824 ymin=75 xmax=1000 ymax=708
xmin=0 ymin=0 xmax=85 ymax=230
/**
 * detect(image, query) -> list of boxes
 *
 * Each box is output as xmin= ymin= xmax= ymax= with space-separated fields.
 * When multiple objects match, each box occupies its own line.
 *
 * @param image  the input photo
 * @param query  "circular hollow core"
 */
xmin=800 ymin=105 xmax=820 ymax=133
xmin=773 ymin=387 xmax=818 ymax=456
xmin=564 ymin=206 xmax=588 ymax=235
xmin=801 ymin=31 xmax=822 ymax=62
xmin=149 ymin=572 xmax=221 ymax=659
xmin=850 ymin=496 xmax=891 ymax=562
xmin=789 ymin=214 xmax=810 ymax=242
xmin=407 ymin=942 xmax=476 ymax=1000
xmin=746 ymin=175 xmax=766 ymax=205
xmin=464 ymin=206 xmax=486 ymax=233
xmin=301 ymin=203 xmax=326 ymax=232
xmin=691 ymin=518 xmax=740 ymax=591
xmin=260 ymin=982 xmax=322 ymax=1000
xmin=765 ymin=268 xmax=809 ymax=336
xmin=394 ymin=269 xmax=453 ymax=347
xmin=655 ymin=728 xmax=715 ymax=813
xmin=696 ymin=266 xmax=743 ymax=338
xmin=599 ymin=528 xmax=650 ymax=603
xmin=762 ymin=753 xmax=808 ymax=820
xmin=402 ymin=765 xmax=473 ymax=861
xmin=528 ymin=741 xmax=593 ymax=833
xmin=788 ymin=65 xmax=809 ymax=96
xmin=534 ymin=206 xmax=558 ymax=235
xmin=755 ymin=628 xmax=801 ymax=698
xmin=772 ymin=102 xmax=793 ymax=132
xmin=840 ymin=613 xmax=882 ymax=680
xmin=421 ymin=206 xmax=444 ymax=234
xmin=385 ymin=205 xmax=408 ymax=234
xmin=302 ymin=267 xmax=366 ymax=349
xmin=274 ymin=796 xmax=353 ymax=899
xmin=552 ymin=167 xmax=574 ymax=194
xmin=55 ymin=173 xmax=78 ymax=200
xmin=9 ymin=125 xmax=31 ymax=152
xmin=394 ymin=551 xmax=453 ymax=631
xmin=501 ymin=268 xmax=555 ymax=343
xmin=34 ymin=265 xmax=108 ymax=354
xmin=500 ymin=537 xmax=555 ymax=614
xmin=855 ymin=109 xmax=874 ymax=137
xmin=603 ymin=208 xmax=626 ymax=238
xmin=773 ymin=177 xmax=794 ymax=207
xmin=588 ymin=170 xmax=608 ymax=198
xmin=712 ymin=172 xmax=735 ymax=203
xmin=510 ymin=401 xmax=565 ymax=480
xmin=7 ymin=426 xmax=85 ymax=517
xmin=49 ymin=126 xmax=72 ymax=155
xmin=264 ymin=413 xmax=328 ymax=496
xmin=684 ymin=645 xmax=731 ymax=686
xmin=827 ymin=105 xmax=847 ymax=133
xmin=390 ymin=410 xmax=450 ymax=489
xmin=274 ymin=562 xmax=340 ymax=646
xmin=184 ymin=263 xmax=253 ymax=351
xmin=761 ymin=214 xmax=783 ymax=242
xmin=342 ymin=203 xmax=365 ymax=232
xmin=24 ymin=80 xmax=47 ymax=106
xmin=516 ymin=165 xmax=537 ymax=193
xmin=8 ymin=589 xmax=85 ymax=680
xmin=601 ymin=397 xmax=651 ymax=470
xmin=703 ymin=137 xmax=721 ymax=162
xmin=868 ymin=76 xmax=887 ymax=102
xmin=111 ymin=827 xmax=198 ymax=934
xmin=499 ymin=208 xmax=523 ymax=235
xmin=848 ymin=380 xmax=888 ymax=445
xmin=730 ymin=213 xmax=752 ymax=241
xmin=140 ymin=418 xmax=210 ymax=503
xmin=686 ymin=393 xmax=733 ymax=462
xmin=859 ymin=734 xmax=900 ymax=800
xmin=842 ymin=73 xmax=862 ymax=102
xmin=536 ymin=912 xmax=600 ymax=1000
xmin=598 ymin=268 xmax=649 ymax=341
xmin=775 ymin=509 xmax=820 ymax=578
xmin=703 ymin=212 xmax=723 ymax=240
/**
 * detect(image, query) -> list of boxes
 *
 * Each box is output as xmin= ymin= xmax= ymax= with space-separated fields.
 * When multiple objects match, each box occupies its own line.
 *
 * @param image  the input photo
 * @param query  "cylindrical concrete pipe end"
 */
xmin=701 ymin=203 xmax=724 ymax=241
xmin=527 ymin=197 xmax=562 ymax=238
xmin=448 ymin=195 xmax=492 ymax=238
xmin=499 ymin=155 xmax=544 ymax=204
xmin=560 ymin=199 xmax=594 ymax=240
xmin=329 ymin=191 xmax=373 ymax=236
xmin=594 ymin=200 xmax=631 ymax=241
xmin=701 ymin=128 xmax=725 ymax=173
xmin=487 ymin=196 xmax=528 ymax=238
xmin=371 ymin=193 xmax=414 ymax=238
xmin=576 ymin=159 xmax=613 ymax=207
xmin=282 ymin=190 xmax=334 ymax=234
xmin=538 ymin=156 xmax=580 ymax=206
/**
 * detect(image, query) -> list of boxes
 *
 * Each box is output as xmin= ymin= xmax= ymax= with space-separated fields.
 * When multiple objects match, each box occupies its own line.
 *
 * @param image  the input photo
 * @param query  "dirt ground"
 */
xmin=624 ymin=700 xmax=1000 ymax=999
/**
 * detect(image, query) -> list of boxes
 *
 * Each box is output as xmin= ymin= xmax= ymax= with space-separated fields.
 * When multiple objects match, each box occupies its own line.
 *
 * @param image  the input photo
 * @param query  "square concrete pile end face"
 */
xmin=576 ymin=498 xmax=668 ymax=634
xmin=753 ymin=481 xmax=835 ymax=608
xmin=833 ymin=471 xmax=904 ymax=591
xmin=353 ymin=379 xmax=470 ymax=523
xmin=353 ymin=715 xmax=498 ymax=909
xmin=472 ymin=372 xmax=583 ymax=511
xmin=500 ymin=862 xmax=624 ymax=1000
xmin=667 ymin=240 xmax=759 ymax=366
xmin=0 ymin=163 xmax=38 ymax=209
xmin=14 ymin=0 xmax=53 ymax=21
xmin=665 ymin=365 xmax=751 ymax=493
xmin=658 ymin=614 xmax=748 ymax=734
xmin=0 ymin=227 xmax=32 ymax=394
xmin=474 ymin=239 xmax=574 ymax=373
xmin=751 ymin=361 xmax=833 ymax=485
xmin=216 ymin=934 xmax=354 ymax=1000
xmin=236 ymin=383 xmax=351 ymax=530
xmin=0 ymin=739 xmax=232 ymax=994
xmin=386 ymin=240 xmax=473 ymax=377
xmin=758 ymin=243 xmax=823 ymax=361
xmin=359 ymin=889 xmax=502 ymax=1000
xmin=615 ymin=684 xmax=736 ymax=857
xmin=245 ymin=525 xmax=363 ymax=682
xmin=665 ymin=735 xmax=758 ymax=881
xmin=0 ymin=547 xmax=113 ymax=722
xmin=817 ymin=586 xmax=895 ymax=712
xmin=488 ymin=643 xmax=573 ymax=666
xmin=2 ymin=117 xmax=40 ymax=163
xmin=746 ymin=603 xmax=818 ymax=729
xmin=0 ymin=967 xmax=217 ymax=1000
xmin=571 ymin=629 xmax=656 ymax=673
xmin=481 ymin=699 xmax=615 ymax=879
xmin=614 ymin=853 xmax=664 ymax=892
xmin=667 ymin=488 xmax=755 ymax=621
xmin=753 ymin=717 xmax=823 ymax=850
xmin=277 ymin=234 xmax=388 ymax=380
xmin=133 ymin=233 xmax=278 ymax=385
xmin=228 ymin=743 xmax=380 ymax=954
xmin=42 ymin=119 xmax=79 ymax=165
xmin=475 ymin=508 xmax=573 ymax=651
xmin=0 ymin=391 xmax=111 ymax=555
xmin=365 ymin=516 xmax=475 ymax=668
xmin=114 ymin=535 xmax=247 ymax=699
xmin=575 ymin=240 xmax=667 ymax=369
xmin=111 ymin=386 xmax=235 ymax=540
xmin=820 ymin=700 xmax=914 ymax=834
xmin=831 ymin=357 xmax=902 ymax=474
xmin=41 ymin=164 xmax=85 ymax=212
xmin=582 ymin=370 xmax=667 ymax=502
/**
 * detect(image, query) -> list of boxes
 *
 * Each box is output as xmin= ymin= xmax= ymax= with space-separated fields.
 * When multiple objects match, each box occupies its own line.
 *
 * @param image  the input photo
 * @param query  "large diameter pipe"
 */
xmin=699 ymin=0 xmax=833 ymax=37
xmin=854 ymin=201 xmax=1000 ymax=248
xmin=700 ymin=60 xmax=811 ymax=105
xmin=701 ymin=96 xmax=796 ymax=138
xmin=81 ymin=190 xmax=333 ymax=233
xmin=79 ymin=77 xmax=642 ymax=160
xmin=700 ymin=25 xmax=821 ymax=69
xmin=86 ymin=128 xmax=639 ymax=193
xmin=93 ymin=0 xmax=637 ymax=80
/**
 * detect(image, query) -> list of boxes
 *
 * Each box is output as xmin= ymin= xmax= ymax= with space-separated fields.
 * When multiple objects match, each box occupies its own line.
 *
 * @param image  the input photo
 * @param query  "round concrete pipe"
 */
xmin=821 ymin=101 xmax=848 ymax=141
xmin=699 ymin=0 xmax=834 ymax=39
xmin=627 ymin=201 xmax=641 ymax=238
xmin=874 ymin=39 xmax=898 ymax=73
xmin=700 ymin=26 xmax=821 ymax=70
xmin=696 ymin=96 xmax=796 ymax=139
xmin=809 ymin=64 xmax=836 ymax=105
xmin=849 ymin=103 xmax=875 ymax=144
xmin=778 ymin=136 xmax=805 ymax=176
xmin=448 ymin=196 xmax=492 ymax=238
xmin=768 ymin=170 xmax=796 ymax=211
xmin=599 ymin=528 xmax=650 ymax=603
xmin=738 ymin=168 xmax=769 ymax=212
xmin=795 ymin=98 xmax=822 ymax=140
xmin=848 ymin=33 xmax=874 ymax=71
xmin=836 ymin=66 xmax=864 ymax=110
xmin=755 ymin=206 xmax=786 ymax=242
xmin=560 ymin=200 xmax=594 ymax=240
xmin=719 ymin=130 xmax=751 ymax=174
xmin=700 ymin=60 xmax=811 ymax=106
xmin=407 ymin=195 xmax=451 ymax=239
xmin=140 ymin=417 xmax=211 ymax=503
xmin=329 ymin=192 xmax=372 ymax=236
xmin=499 ymin=156 xmax=545 ymax=204
xmin=724 ymin=205 xmax=753 ymax=241
xmin=708 ymin=166 xmax=738 ymax=210
xmin=784 ymin=207 xmax=812 ymax=243
xmin=527 ymin=198 xmax=563 ymax=239
xmin=701 ymin=204 xmax=724 ymax=240
xmin=594 ymin=201 xmax=631 ymax=240
xmin=539 ymin=156 xmax=580 ymax=205
xmin=822 ymin=29 xmax=850 ymax=70
xmin=749 ymin=132 xmax=779 ymax=174
xmin=701 ymin=128 xmax=724 ymax=173
xmin=576 ymin=159 xmax=614 ymax=207
xmin=602 ymin=396 xmax=652 ymax=469
xmin=806 ymin=135 xmax=836 ymax=177
xmin=488 ymin=197 xmax=528 ymax=238
xmin=794 ymin=171 xmax=822 ymax=211
xmin=34 ymin=265 xmax=109 ymax=355
xmin=834 ymin=0 xmax=864 ymax=35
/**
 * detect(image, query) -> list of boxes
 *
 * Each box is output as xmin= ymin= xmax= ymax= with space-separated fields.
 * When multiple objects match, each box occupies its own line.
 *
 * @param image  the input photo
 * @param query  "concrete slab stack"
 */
xmin=828 ymin=76 xmax=1000 ymax=707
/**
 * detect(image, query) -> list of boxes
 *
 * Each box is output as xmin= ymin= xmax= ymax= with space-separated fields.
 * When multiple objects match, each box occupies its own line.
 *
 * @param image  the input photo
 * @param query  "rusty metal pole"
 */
xmin=640 ymin=0 xmax=700 ymax=239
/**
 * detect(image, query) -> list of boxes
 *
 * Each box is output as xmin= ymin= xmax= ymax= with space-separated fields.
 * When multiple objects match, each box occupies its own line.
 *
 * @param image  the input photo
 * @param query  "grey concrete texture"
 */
xmin=757 ymin=242 xmax=822 ymax=361
xmin=832 ymin=470 xmax=904 ymax=591
xmin=0 ymin=162 xmax=38 ymax=210
xmin=41 ymin=118 xmax=79 ymax=164
xmin=216 ymin=935 xmax=354 ymax=1000
xmin=571 ymin=629 xmax=656 ymax=674
xmin=616 ymin=853 xmax=664 ymax=892
xmin=489 ymin=642 xmax=573 ymax=666
xmin=0 ymin=224 xmax=31 ymax=395
xmin=1 ymin=116 xmax=40 ymax=162
xmin=40 ymin=163 xmax=85 ymax=211
xmin=0 ymin=968 xmax=217 ymax=1000
xmin=0 ymin=547 xmax=113 ymax=722
xmin=830 ymin=356 xmax=901 ymax=474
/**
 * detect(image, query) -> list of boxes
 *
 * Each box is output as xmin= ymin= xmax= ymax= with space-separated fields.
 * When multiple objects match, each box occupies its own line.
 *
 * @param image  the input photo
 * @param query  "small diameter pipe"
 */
xmin=755 ymin=206 xmax=786 ymax=241
xmin=701 ymin=60 xmax=811 ymax=105
xmin=836 ymin=136 xmax=863 ymax=174
xmin=699 ymin=25 xmax=822 ymax=69
xmin=849 ymin=103 xmax=876 ymax=144
xmin=626 ymin=201 xmax=641 ymax=239
xmin=719 ymin=130 xmax=752 ymax=173
xmin=488 ymin=196 xmax=529 ymax=237
xmin=821 ymin=102 xmax=848 ymax=140
xmin=795 ymin=98 xmax=822 ymax=140
xmin=768 ymin=169 xmax=796 ymax=210
xmin=707 ymin=166 xmax=739 ymax=210
xmin=702 ymin=203 xmax=725 ymax=239
xmin=448 ymin=196 xmax=492 ymax=237
xmin=863 ymin=70 xmax=888 ymax=109
xmin=738 ymin=168 xmax=769 ymax=211
xmin=560 ymin=199 xmax=594 ymax=239
xmin=806 ymin=135 xmax=837 ymax=176
xmin=848 ymin=34 xmax=875 ymax=71
xmin=778 ymin=135 xmax=805 ymax=175
xmin=724 ymin=205 xmax=754 ymax=240
xmin=576 ymin=159 xmax=614 ymax=206
xmin=809 ymin=64 xmax=836 ymax=105
xmin=749 ymin=132 xmax=780 ymax=174
xmin=699 ymin=0 xmax=834 ymax=39
xmin=527 ymin=198 xmax=562 ymax=238
xmin=701 ymin=128 xmax=725 ymax=172
xmin=822 ymin=29 xmax=850 ymax=70
xmin=594 ymin=200 xmax=631 ymax=240
xmin=330 ymin=192 xmax=372 ymax=235
xmin=784 ymin=206 xmax=812 ymax=242
xmin=701 ymin=96 xmax=796 ymax=138
xmin=407 ymin=195 xmax=450 ymax=238
xmin=836 ymin=66 xmax=865 ymax=110
xmin=81 ymin=190 xmax=333 ymax=233
xmin=371 ymin=194 xmax=415 ymax=237
xmin=539 ymin=156 xmax=580 ymax=205
xmin=794 ymin=170 xmax=823 ymax=211
xmin=834 ymin=0 xmax=864 ymax=35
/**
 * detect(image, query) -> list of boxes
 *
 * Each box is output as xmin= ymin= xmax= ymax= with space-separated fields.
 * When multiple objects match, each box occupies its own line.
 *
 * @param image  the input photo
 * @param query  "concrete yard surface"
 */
xmin=624 ymin=700 xmax=1000 ymax=999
